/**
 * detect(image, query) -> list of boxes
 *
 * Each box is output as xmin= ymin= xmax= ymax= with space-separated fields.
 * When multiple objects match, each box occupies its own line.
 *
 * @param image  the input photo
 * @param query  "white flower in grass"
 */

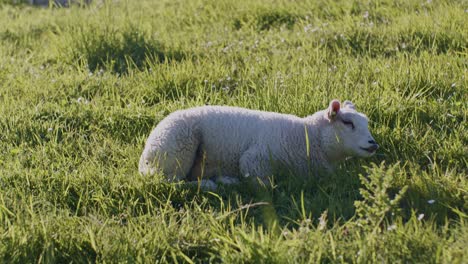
xmin=304 ymin=24 xmax=311 ymax=32
xmin=77 ymin=97 xmax=89 ymax=104
xmin=318 ymin=217 xmax=326 ymax=231
xmin=427 ymin=199 xmax=435 ymax=204
xmin=47 ymin=127 xmax=53 ymax=133
xmin=363 ymin=11 xmax=369 ymax=19
xmin=387 ymin=224 xmax=397 ymax=231
xmin=418 ymin=213 xmax=425 ymax=221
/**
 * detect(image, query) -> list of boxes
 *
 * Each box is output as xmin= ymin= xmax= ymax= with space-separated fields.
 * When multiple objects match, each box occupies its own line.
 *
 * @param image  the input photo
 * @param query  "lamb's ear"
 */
xmin=343 ymin=100 xmax=356 ymax=110
xmin=327 ymin=99 xmax=341 ymax=120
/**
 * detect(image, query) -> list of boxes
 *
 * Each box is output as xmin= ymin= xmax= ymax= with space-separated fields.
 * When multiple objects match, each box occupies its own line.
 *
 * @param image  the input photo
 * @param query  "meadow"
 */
xmin=0 ymin=0 xmax=466 ymax=262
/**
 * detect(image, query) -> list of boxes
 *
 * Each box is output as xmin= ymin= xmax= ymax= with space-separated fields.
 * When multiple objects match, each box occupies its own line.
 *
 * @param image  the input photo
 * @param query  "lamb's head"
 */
xmin=318 ymin=99 xmax=379 ymax=161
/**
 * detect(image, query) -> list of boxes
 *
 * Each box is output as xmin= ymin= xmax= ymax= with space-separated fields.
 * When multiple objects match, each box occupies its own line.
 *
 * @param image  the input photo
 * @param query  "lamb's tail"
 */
xmin=139 ymin=117 xmax=202 ymax=181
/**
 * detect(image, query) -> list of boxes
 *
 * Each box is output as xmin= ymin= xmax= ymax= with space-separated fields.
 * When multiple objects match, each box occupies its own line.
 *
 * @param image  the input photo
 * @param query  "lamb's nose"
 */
xmin=367 ymin=139 xmax=379 ymax=152
xmin=368 ymin=143 xmax=379 ymax=152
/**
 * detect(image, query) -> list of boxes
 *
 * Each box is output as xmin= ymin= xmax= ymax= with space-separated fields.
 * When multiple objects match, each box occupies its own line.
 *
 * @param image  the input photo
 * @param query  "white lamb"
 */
xmin=139 ymin=99 xmax=379 ymax=188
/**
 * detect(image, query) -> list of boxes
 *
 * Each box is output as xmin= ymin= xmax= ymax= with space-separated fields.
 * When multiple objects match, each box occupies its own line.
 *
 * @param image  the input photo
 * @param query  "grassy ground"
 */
xmin=0 ymin=0 xmax=466 ymax=262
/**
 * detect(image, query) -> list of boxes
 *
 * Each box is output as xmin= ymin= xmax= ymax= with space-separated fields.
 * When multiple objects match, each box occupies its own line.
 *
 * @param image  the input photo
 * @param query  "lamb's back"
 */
xmin=178 ymin=105 xmax=304 ymax=153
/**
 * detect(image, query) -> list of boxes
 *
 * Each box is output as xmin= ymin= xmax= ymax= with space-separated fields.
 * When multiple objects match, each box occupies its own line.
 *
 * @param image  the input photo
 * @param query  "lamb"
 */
xmin=139 ymin=99 xmax=379 ymax=188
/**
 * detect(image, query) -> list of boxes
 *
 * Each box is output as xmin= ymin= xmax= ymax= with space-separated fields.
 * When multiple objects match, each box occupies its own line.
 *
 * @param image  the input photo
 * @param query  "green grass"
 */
xmin=0 ymin=0 xmax=466 ymax=262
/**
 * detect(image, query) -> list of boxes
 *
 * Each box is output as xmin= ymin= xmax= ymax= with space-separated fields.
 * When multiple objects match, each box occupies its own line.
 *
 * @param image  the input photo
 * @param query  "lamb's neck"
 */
xmin=287 ymin=123 xmax=337 ymax=176
xmin=299 ymin=121 xmax=328 ymax=167
xmin=317 ymin=128 xmax=348 ymax=166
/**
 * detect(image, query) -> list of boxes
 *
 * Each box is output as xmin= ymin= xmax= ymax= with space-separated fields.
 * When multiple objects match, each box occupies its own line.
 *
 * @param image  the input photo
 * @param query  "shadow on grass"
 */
xmin=322 ymin=28 xmax=465 ymax=58
xmin=74 ymin=29 xmax=185 ymax=75
xmin=200 ymin=167 xmax=363 ymax=230
xmin=392 ymin=180 xmax=466 ymax=224
xmin=233 ymin=9 xmax=300 ymax=31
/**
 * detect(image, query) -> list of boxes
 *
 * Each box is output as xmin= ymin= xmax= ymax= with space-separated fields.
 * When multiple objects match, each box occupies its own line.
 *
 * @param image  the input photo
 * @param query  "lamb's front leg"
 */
xmin=239 ymin=147 xmax=273 ymax=185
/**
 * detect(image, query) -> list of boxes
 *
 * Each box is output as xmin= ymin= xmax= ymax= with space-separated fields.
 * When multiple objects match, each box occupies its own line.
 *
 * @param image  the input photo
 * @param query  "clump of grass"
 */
xmin=234 ymin=8 xmax=300 ymax=31
xmin=71 ymin=26 xmax=184 ymax=74
xmin=0 ymin=0 xmax=466 ymax=262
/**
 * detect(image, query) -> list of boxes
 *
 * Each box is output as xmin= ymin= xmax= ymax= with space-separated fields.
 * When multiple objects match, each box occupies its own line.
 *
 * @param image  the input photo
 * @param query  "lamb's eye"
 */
xmin=342 ymin=120 xmax=355 ymax=129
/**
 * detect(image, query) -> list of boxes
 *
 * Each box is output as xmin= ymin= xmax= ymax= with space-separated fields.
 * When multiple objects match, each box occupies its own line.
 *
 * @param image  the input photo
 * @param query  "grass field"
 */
xmin=0 ymin=0 xmax=467 ymax=262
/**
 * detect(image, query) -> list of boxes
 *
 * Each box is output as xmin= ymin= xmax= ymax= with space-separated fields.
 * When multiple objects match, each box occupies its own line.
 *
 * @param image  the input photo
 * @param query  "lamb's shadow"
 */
xmin=176 ymin=166 xmax=364 ymax=229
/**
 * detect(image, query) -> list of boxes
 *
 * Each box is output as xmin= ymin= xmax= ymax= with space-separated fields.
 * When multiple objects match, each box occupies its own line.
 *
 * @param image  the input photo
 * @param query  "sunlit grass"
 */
xmin=0 ymin=0 xmax=466 ymax=262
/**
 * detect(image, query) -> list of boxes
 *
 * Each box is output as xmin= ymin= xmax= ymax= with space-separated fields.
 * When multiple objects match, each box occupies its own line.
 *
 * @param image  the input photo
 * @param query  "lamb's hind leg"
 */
xmin=187 ymin=148 xmax=239 ymax=188
xmin=186 ymin=147 xmax=218 ymax=190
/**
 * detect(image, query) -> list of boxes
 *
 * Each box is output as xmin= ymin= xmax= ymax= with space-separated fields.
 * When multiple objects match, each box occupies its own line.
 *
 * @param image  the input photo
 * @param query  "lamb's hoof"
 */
xmin=216 ymin=176 xmax=240 ymax=185
xmin=198 ymin=180 xmax=217 ymax=191
xmin=182 ymin=179 xmax=217 ymax=191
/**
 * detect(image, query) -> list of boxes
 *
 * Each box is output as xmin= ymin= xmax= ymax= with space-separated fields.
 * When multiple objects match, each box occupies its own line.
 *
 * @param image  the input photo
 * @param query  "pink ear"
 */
xmin=327 ymin=99 xmax=341 ymax=120
xmin=331 ymin=100 xmax=340 ymax=113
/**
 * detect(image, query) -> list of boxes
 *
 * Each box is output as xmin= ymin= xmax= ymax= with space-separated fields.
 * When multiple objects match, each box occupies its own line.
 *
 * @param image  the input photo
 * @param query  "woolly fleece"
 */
xmin=139 ymin=100 xmax=378 ymax=185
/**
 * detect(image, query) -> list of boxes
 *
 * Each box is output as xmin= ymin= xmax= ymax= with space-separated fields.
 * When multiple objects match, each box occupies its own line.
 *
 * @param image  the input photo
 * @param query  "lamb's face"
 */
xmin=323 ymin=100 xmax=379 ymax=159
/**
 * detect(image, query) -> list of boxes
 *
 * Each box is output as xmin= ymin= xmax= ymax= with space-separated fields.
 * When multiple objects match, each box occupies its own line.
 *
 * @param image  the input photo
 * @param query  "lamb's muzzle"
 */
xmin=360 ymin=143 xmax=379 ymax=153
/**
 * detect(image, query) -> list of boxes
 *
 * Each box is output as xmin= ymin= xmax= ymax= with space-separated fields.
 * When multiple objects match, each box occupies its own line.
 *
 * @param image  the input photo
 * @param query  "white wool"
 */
xmin=139 ymin=100 xmax=378 ymax=185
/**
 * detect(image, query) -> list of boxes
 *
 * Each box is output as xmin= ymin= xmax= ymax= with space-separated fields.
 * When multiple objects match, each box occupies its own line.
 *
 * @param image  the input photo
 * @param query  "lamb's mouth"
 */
xmin=360 ymin=145 xmax=378 ymax=153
